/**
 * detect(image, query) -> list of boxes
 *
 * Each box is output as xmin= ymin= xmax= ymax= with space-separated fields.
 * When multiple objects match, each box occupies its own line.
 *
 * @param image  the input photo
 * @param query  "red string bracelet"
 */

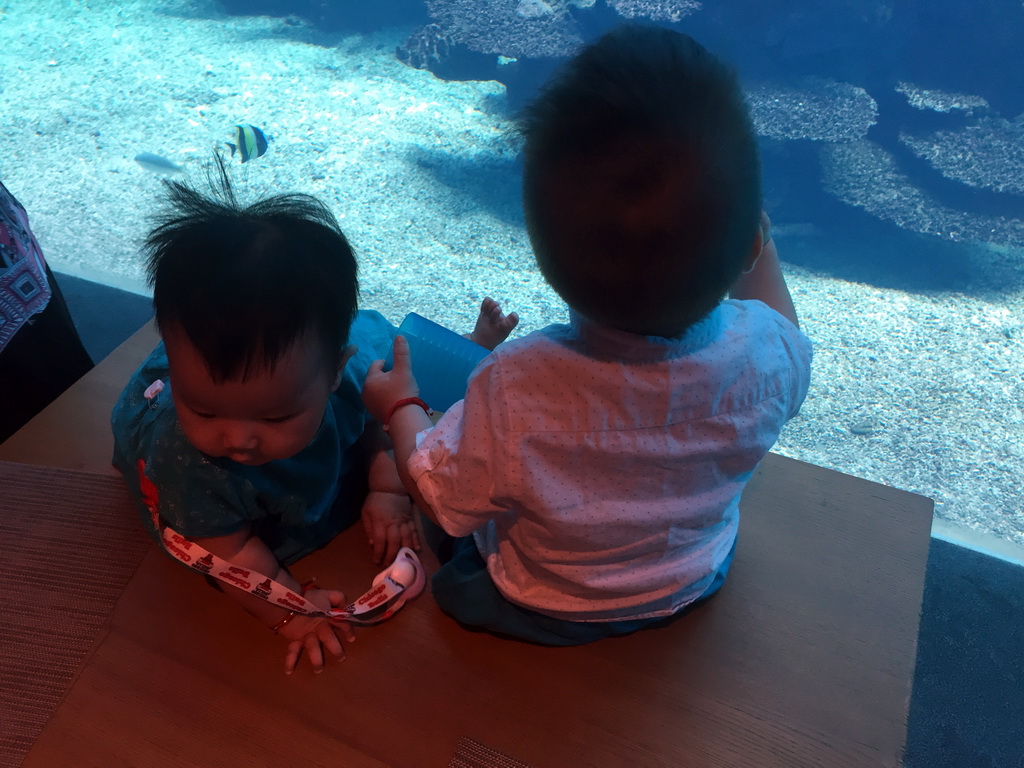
xmin=270 ymin=579 xmax=318 ymax=633
xmin=382 ymin=397 xmax=433 ymax=432
xmin=271 ymin=611 xmax=297 ymax=634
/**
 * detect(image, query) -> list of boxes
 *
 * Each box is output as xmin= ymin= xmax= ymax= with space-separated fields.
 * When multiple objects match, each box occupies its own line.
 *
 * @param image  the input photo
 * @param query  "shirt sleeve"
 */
xmin=406 ymin=355 xmax=514 ymax=538
xmin=733 ymin=299 xmax=813 ymax=421
xmin=771 ymin=308 xmax=813 ymax=420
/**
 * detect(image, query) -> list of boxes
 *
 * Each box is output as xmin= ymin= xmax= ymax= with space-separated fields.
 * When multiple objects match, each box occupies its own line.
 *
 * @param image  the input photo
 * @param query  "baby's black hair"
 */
xmin=519 ymin=25 xmax=762 ymax=336
xmin=145 ymin=156 xmax=358 ymax=381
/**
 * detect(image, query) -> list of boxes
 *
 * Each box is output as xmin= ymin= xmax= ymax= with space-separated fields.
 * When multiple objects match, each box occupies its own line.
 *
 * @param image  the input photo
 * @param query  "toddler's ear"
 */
xmin=741 ymin=211 xmax=770 ymax=274
xmin=333 ymin=345 xmax=358 ymax=392
xmin=741 ymin=232 xmax=763 ymax=275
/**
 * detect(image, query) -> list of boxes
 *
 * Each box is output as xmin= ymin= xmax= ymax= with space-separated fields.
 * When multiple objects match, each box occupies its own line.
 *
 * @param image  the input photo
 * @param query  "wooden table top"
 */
xmin=1 ymin=322 xmax=934 ymax=767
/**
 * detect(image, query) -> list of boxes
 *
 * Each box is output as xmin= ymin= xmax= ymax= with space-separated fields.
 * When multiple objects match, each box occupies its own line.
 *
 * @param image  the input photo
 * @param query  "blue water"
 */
xmin=4 ymin=0 xmax=1022 ymax=548
xmin=215 ymin=0 xmax=1024 ymax=294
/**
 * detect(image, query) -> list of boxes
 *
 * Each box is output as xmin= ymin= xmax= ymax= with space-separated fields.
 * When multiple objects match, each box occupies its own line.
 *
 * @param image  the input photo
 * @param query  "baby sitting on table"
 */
xmin=110 ymin=159 xmax=517 ymax=675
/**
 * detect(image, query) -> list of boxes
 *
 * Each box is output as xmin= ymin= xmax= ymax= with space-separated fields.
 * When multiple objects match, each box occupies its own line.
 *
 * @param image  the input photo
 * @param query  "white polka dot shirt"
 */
xmin=408 ymin=300 xmax=813 ymax=621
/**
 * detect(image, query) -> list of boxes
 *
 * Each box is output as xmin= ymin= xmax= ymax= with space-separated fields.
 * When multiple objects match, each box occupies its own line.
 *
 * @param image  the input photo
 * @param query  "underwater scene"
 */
xmin=1 ymin=0 xmax=1022 ymax=547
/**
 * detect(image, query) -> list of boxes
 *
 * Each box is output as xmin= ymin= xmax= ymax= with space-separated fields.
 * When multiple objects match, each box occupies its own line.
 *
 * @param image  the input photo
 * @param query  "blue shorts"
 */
xmin=424 ymin=519 xmax=734 ymax=647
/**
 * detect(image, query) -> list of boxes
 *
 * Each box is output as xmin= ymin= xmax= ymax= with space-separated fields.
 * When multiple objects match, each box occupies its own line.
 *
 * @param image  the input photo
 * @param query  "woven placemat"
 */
xmin=0 ymin=461 xmax=150 ymax=768
xmin=450 ymin=737 xmax=533 ymax=768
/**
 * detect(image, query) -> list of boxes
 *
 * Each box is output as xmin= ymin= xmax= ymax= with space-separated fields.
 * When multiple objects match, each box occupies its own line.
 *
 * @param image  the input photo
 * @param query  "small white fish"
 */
xmin=134 ymin=152 xmax=184 ymax=175
xmin=771 ymin=222 xmax=823 ymax=240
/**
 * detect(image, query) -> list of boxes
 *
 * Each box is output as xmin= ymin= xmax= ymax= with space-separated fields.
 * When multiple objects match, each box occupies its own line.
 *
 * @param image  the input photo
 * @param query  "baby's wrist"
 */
xmin=270 ymin=610 xmax=299 ymax=633
xmin=268 ymin=578 xmax=318 ymax=632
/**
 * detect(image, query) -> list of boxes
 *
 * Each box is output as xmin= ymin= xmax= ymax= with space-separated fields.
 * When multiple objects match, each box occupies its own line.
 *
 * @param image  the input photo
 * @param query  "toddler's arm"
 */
xmin=363 ymin=297 xmax=519 ymax=521
xmin=729 ymin=212 xmax=800 ymax=328
xmin=361 ymin=336 xmax=440 ymax=524
xmin=359 ymin=423 xmax=421 ymax=564
xmin=192 ymin=526 xmax=355 ymax=675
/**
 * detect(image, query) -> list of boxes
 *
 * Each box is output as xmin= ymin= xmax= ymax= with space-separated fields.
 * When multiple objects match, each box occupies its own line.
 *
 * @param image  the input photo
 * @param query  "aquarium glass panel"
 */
xmin=2 ymin=0 xmax=1021 ymax=549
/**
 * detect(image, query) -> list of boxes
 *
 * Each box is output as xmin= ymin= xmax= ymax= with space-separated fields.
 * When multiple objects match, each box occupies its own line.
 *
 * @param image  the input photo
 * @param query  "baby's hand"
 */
xmin=277 ymin=588 xmax=355 ymax=676
xmin=361 ymin=490 xmax=421 ymax=565
xmin=362 ymin=335 xmax=419 ymax=423
xmin=470 ymin=297 xmax=519 ymax=351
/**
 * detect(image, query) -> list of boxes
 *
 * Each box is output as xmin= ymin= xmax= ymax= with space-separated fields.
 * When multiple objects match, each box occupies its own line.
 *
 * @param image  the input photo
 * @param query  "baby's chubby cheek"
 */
xmin=180 ymin=427 xmax=222 ymax=458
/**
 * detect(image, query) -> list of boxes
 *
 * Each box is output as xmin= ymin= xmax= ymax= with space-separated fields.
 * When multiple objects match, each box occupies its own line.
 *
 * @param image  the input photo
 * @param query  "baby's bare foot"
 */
xmin=469 ymin=297 xmax=519 ymax=350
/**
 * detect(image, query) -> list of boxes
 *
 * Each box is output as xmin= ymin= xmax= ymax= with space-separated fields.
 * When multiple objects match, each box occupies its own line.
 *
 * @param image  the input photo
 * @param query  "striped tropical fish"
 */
xmin=227 ymin=124 xmax=269 ymax=163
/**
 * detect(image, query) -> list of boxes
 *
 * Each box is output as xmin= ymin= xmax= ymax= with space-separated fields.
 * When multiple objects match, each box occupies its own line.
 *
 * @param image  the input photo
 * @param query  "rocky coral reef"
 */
xmin=423 ymin=0 xmax=585 ymax=58
xmin=896 ymin=82 xmax=990 ymax=115
xmin=821 ymin=139 xmax=1024 ymax=249
xmin=422 ymin=0 xmax=702 ymax=58
xmin=396 ymin=23 xmax=454 ymax=71
xmin=606 ymin=0 xmax=701 ymax=23
xmin=747 ymin=79 xmax=878 ymax=141
xmin=408 ymin=1 xmax=1024 ymax=258
xmin=900 ymin=116 xmax=1024 ymax=197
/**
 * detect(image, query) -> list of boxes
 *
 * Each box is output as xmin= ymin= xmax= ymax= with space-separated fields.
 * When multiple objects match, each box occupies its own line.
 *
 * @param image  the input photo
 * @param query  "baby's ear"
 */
xmin=741 ymin=213 xmax=769 ymax=274
xmin=332 ymin=345 xmax=357 ymax=392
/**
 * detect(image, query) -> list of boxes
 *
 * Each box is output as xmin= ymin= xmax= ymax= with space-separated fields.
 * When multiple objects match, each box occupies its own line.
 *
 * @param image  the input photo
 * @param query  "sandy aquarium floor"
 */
xmin=2 ymin=0 xmax=1022 ymax=548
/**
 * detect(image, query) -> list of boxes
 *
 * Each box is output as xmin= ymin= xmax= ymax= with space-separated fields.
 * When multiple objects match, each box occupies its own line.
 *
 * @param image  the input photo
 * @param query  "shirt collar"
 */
xmin=567 ymin=307 xmax=723 ymax=363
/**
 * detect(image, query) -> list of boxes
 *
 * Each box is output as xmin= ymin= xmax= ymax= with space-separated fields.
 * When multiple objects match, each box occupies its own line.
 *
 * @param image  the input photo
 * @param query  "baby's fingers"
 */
xmin=324 ymin=588 xmax=346 ymax=606
xmin=329 ymin=594 xmax=358 ymax=644
xmin=318 ymin=623 xmax=346 ymax=663
xmin=390 ymin=335 xmax=412 ymax=375
xmin=332 ymin=620 xmax=357 ymax=645
xmin=304 ymin=633 xmax=326 ymax=675
xmin=378 ymin=521 xmax=415 ymax=566
xmin=362 ymin=513 xmax=387 ymax=564
xmin=284 ymin=639 xmax=303 ymax=676
xmin=401 ymin=519 xmax=422 ymax=552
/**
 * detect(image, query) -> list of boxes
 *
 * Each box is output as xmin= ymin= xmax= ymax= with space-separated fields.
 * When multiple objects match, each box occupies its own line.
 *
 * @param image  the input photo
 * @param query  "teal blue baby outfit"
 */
xmin=111 ymin=310 xmax=397 ymax=565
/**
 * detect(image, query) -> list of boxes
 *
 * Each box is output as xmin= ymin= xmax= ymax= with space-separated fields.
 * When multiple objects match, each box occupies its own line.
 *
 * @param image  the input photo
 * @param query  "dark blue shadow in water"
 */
xmin=407 ymin=133 xmax=1022 ymax=298
xmin=408 ymin=147 xmax=524 ymax=230
xmin=775 ymin=206 xmax=1024 ymax=298
xmin=761 ymin=138 xmax=1024 ymax=297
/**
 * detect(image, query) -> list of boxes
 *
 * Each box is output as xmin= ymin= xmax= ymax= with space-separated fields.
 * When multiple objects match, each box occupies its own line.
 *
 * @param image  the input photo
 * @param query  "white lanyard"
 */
xmin=148 ymin=505 xmax=423 ymax=626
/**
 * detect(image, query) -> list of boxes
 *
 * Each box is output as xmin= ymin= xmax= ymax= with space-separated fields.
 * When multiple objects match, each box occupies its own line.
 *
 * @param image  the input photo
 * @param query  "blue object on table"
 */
xmin=384 ymin=312 xmax=490 ymax=412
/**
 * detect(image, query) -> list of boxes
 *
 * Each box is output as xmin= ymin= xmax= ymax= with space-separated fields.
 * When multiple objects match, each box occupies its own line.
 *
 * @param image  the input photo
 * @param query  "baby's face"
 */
xmin=164 ymin=328 xmax=344 ymax=466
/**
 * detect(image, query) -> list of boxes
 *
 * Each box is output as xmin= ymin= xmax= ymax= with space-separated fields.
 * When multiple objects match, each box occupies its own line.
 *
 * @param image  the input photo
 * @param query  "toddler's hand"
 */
xmin=277 ymin=587 xmax=355 ymax=676
xmin=362 ymin=335 xmax=420 ymax=423
xmin=361 ymin=490 xmax=421 ymax=565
